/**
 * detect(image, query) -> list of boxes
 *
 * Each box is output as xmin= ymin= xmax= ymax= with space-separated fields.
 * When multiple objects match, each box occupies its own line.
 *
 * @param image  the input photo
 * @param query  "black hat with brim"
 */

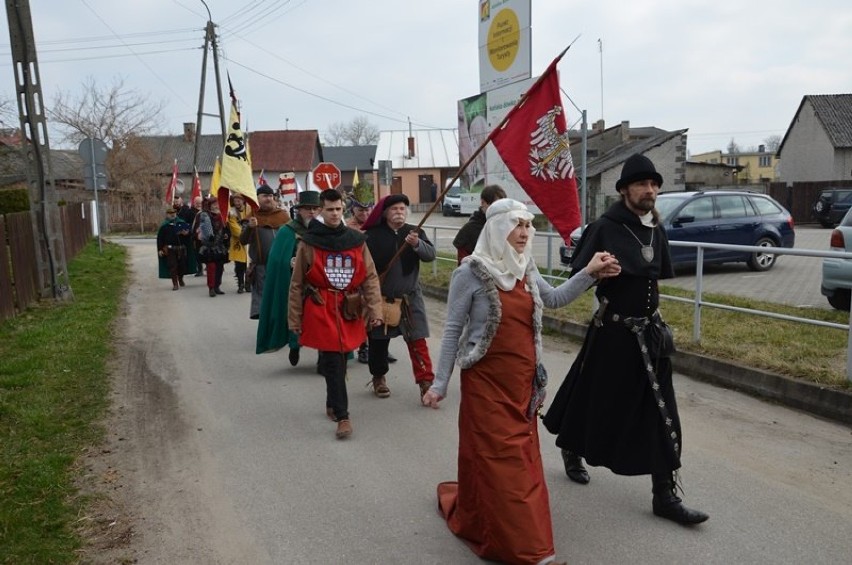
xmin=616 ymin=153 xmax=664 ymax=191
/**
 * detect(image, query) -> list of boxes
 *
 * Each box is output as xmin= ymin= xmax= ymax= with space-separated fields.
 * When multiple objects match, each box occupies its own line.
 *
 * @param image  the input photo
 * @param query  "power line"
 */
xmin=79 ymin=0 xmax=192 ymax=108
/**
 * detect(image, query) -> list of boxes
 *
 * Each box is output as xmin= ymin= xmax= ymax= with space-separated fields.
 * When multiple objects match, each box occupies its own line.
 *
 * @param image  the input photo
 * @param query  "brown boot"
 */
xmin=171 ymin=275 xmax=179 ymax=291
xmin=335 ymin=419 xmax=352 ymax=439
xmin=371 ymin=376 xmax=391 ymax=398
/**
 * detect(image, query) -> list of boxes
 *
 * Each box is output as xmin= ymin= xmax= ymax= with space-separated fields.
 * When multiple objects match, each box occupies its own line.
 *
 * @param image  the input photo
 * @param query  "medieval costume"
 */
xmin=228 ymin=196 xmax=251 ymax=293
xmin=543 ymin=153 xmax=708 ymax=525
xmin=363 ymin=194 xmax=436 ymax=398
xmin=197 ymin=199 xmax=231 ymax=297
xmin=156 ymin=208 xmax=192 ymax=290
xmin=429 ymin=199 xmax=602 ymax=565
xmin=240 ymin=185 xmax=291 ymax=319
xmin=255 ymin=193 xmax=318 ymax=356
xmin=288 ymin=215 xmax=382 ymax=438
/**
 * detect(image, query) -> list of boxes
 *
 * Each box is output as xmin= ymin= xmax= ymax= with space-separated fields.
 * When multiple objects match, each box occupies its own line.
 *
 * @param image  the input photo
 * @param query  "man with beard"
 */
xmin=543 ymin=153 xmax=709 ymax=526
xmin=255 ymin=190 xmax=321 ymax=361
xmin=288 ymin=189 xmax=383 ymax=439
xmin=363 ymin=194 xmax=437 ymax=401
xmin=156 ymin=206 xmax=191 ymax=290
xmin=240 ymin=184 xmax=291 ymax=319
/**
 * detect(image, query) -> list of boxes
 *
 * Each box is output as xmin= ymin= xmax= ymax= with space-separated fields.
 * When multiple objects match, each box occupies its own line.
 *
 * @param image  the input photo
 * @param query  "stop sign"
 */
xmin=312 ymin=162 xmax=342 ymax=190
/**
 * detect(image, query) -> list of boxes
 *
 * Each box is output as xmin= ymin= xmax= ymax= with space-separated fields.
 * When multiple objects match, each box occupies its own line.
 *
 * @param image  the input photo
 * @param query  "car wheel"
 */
xmin=827 ymin=288 xmax=852 ymax=311
xmin=819 ymin=219 xmax=834 ymax=228
xmin=442 ymin=207 xmax=450 ymax=217
xmin=746 ymin=237 xmax=778 ymax=271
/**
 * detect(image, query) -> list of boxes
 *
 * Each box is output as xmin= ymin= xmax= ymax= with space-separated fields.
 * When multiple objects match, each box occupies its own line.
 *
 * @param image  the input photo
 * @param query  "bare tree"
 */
xmin=48 ymin=77 xmax=166 ymax=197
xmin=322 ymin=116 xmax=379 ymax=146
xmin=726 ymin=138 xmax=741 ymax=155
xmin=49 ymin=76 xmax=165 ymax=147
xmin=763 ymin=134 xmax=782 ymax=153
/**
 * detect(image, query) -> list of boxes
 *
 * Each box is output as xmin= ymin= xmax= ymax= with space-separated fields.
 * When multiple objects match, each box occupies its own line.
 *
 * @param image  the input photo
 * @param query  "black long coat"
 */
xmin=543 ymin=200 xmax=681 ymax=476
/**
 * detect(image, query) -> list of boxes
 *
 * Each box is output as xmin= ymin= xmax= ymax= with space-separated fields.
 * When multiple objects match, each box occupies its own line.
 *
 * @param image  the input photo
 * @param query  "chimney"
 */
xmin=183 ymin=122 xmax=196 ymax=142
xmin=621 ymin=120 xmax=630 ymax=142
xmin=758 ymin=144 xmax=766 ymax=153
xmin=593 ymin=119 xmax=605 ymax=132
xmin=408 ymin=136 xmax=416 ymax=158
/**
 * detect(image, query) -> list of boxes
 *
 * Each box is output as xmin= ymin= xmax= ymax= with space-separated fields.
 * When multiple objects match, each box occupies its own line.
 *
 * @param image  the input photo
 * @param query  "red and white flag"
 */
xmin=164 ymin=159 xmax=178 ymax=204
xmin=191 ymin=166 xmax=202 ymax=202
xmin=257 ymin=169 xmax=268 ymax=188
xmin=490 ymin=54 xmax=581 ymax=241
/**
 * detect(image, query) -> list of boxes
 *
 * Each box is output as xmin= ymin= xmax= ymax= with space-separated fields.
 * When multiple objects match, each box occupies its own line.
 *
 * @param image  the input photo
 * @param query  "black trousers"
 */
xmin=318 ymin=351 xmax=348 ymax=421
xmin=367 ymin=337 xmax=391 ymax=377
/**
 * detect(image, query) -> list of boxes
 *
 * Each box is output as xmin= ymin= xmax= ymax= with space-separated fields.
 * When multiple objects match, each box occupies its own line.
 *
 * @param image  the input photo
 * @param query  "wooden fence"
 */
xmin=0 ymin=203 xmax=92 ymax=323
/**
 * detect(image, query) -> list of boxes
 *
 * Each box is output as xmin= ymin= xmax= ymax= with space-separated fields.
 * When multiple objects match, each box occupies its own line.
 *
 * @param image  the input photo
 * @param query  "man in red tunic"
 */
xmin=288 ymin=189 xmax=383 ymax=439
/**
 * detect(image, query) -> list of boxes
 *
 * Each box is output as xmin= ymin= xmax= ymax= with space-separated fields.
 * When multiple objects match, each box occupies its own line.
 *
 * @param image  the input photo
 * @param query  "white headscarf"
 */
xmin=470 ymin=198 xmax=536 ymax=291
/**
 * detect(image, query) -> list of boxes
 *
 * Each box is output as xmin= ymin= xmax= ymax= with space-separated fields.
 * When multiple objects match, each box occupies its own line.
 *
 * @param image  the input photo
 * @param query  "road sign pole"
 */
xmin=89 ymin=140 xmax=102 ymax=253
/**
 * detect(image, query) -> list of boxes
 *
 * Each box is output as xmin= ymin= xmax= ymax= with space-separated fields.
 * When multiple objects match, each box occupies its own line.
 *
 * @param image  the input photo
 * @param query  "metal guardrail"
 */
xmin=421 ymin=223 xmax=852 ymax=382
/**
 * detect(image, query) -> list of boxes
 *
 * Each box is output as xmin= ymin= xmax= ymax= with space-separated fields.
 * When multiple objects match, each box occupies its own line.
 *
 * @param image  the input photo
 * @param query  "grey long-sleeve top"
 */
xmin=431 ymin=257 xmax=595 ymax=399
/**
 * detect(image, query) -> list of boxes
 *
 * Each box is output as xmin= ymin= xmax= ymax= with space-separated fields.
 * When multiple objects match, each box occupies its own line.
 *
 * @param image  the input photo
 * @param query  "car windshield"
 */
xmin=446 ymin=185 xmax=461 ymax=197
xmin=655 ymin=193 xmax=691 ymax=222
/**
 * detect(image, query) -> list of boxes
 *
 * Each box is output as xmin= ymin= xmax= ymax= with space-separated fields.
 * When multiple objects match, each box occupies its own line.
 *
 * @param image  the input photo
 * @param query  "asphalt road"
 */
xmin=105 ymin=237 xmax=852 ymax=564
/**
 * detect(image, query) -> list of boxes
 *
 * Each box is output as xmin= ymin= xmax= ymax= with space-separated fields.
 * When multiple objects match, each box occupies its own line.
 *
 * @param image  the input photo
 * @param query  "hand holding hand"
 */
xmin=421 ymin=390 xmax=442 ymax=409
xmin=584 ymin=251 xmax=621 ymax=279
xmin=248 ymin=217 xmax=258 ymax=228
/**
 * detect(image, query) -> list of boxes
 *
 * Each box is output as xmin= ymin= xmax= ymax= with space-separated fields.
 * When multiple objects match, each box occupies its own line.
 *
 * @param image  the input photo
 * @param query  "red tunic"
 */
xmin=437 ymin=279 xmax=555 ymax=565
xmin=299 ymin=247 xmax=368 ymax=352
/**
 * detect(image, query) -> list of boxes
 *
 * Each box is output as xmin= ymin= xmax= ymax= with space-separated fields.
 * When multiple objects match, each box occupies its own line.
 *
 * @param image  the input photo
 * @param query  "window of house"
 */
xmin=759 ymin=155 xmax=772 ymax=167
xmin=726 ymin=156 xmax=739 ymax=166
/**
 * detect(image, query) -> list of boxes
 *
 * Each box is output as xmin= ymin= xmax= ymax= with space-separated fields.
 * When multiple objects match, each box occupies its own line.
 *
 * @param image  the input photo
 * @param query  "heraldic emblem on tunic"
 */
xmin=325 ymin=253 xmax=355 ymax=290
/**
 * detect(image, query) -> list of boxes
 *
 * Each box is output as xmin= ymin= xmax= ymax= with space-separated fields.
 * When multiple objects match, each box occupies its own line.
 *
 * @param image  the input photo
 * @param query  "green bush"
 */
xmin=0 ymin=186 xmax=30 ymax=214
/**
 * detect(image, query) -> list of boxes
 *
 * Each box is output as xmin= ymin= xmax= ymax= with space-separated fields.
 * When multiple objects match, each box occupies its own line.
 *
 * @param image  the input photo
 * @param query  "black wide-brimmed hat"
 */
xmin=616 ymin=153 xmax=664 ymax=190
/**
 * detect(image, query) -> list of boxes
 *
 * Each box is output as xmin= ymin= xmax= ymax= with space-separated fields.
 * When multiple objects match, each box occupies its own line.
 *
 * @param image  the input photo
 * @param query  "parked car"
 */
xmin=442 ymin=182 xmax=463 ymax=216
xmin=821 ymin=208 xmax=852 ymax=310
xmin=812 ymin=188 xmax=852 ymax=228
xmin=559 ymin=191 xmax=795 ymax=272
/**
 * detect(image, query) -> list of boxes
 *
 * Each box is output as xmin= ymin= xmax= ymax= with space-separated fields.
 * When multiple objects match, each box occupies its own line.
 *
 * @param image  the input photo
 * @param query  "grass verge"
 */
xmin=0 ymin=240 xmax=127 ymax=564
xmin=423 ymin=254 xmax=852 ymax=389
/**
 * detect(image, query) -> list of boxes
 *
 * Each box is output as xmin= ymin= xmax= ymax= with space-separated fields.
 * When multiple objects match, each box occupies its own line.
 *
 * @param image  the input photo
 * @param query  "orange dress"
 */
xmin=437 ymin=278 xmax=555 ymax=565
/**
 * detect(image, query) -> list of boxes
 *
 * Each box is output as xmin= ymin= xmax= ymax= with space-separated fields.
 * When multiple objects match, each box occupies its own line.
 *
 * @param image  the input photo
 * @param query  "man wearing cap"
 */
xmin=256 ymin=190 xmax=321 ymax=363
xmin=363 ymin=194 xmax=437 ymax=400
xmin=240 ymin=184 xmax=291 ymax=319
xmin=543 ymin=153 xmax=709 ymax=526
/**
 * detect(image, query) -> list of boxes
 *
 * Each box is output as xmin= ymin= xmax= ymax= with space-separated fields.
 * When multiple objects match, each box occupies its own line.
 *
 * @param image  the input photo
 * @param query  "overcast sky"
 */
xmin=2 ymin=0 xmax=851 ymax=156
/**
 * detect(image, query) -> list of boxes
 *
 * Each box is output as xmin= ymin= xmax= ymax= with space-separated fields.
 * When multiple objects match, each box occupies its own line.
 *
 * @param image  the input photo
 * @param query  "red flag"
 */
xmin=164 ymin=159 xmax=178 ymax=204
xmin=490 ymin=57 xmax=581 ymax=241
xmin=257 ymin=169 xmax=268 ymax=188
xmin=191 ymin=167 xmax=202 ymax=201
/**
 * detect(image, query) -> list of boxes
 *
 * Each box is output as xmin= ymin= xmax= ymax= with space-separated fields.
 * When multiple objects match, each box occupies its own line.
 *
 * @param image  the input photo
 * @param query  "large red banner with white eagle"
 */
xmin=490 ymin=58 xmax=581 ymax=241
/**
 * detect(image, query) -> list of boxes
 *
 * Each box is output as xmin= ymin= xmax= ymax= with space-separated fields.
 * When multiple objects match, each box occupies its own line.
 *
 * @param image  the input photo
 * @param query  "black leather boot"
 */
xmin=652 ymin=472 xmax=709 ymax=525
xmin=560 ymin=449 xmax=590 ymax=484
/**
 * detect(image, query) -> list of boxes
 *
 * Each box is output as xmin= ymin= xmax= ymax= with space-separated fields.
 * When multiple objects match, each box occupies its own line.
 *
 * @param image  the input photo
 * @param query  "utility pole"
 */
xmin=4 ymin=0 xmax=73 ymax=300
xmin=193 ymin=0 xmax=227 ymax=175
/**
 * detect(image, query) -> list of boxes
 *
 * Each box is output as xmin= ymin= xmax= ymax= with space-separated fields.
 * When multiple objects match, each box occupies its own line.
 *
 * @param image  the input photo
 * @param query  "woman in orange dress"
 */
xmin=422 ymin=199 xmax=619 ymax=565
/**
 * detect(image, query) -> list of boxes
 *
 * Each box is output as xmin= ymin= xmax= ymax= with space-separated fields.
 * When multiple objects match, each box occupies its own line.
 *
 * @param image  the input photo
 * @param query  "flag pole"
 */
xmin=410 ymin=42 xmax=575 ymax=233
xmin=375 ymin=43 xmax=578 ymax=276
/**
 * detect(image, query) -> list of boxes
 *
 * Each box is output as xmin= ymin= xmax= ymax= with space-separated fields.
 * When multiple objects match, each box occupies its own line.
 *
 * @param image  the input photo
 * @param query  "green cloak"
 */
xmin=255 ymin=221 xmax=302 ymax=354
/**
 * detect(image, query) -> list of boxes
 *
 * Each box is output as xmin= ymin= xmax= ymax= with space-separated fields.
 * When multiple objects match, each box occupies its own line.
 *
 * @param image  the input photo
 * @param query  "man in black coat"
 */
xmin=451 ymin=184 xmax=506 ymax=264
xmin=543 ymin=153 xmax=708 ymax=526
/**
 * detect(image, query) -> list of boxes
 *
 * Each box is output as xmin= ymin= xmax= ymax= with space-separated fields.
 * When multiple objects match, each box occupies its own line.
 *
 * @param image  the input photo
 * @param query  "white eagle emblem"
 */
xmin=528 ymin=106 xmax=575 ymax=181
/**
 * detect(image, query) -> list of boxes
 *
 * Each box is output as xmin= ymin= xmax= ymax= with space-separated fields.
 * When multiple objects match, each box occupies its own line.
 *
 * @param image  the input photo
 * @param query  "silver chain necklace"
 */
xmin=622 ymin=224 xmax=654 ymax=263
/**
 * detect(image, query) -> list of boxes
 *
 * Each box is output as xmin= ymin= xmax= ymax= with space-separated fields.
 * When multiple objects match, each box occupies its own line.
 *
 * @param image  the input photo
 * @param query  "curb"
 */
xmin=421 ymin=284 xmax=852 ymax=426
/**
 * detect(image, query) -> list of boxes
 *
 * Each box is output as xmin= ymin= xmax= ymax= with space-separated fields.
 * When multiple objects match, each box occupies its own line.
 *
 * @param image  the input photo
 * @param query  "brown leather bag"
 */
xmin=341 ymin=292 xmax=363 ymax=321
xmin=382 ymin=297 xmax=403 ymax=327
